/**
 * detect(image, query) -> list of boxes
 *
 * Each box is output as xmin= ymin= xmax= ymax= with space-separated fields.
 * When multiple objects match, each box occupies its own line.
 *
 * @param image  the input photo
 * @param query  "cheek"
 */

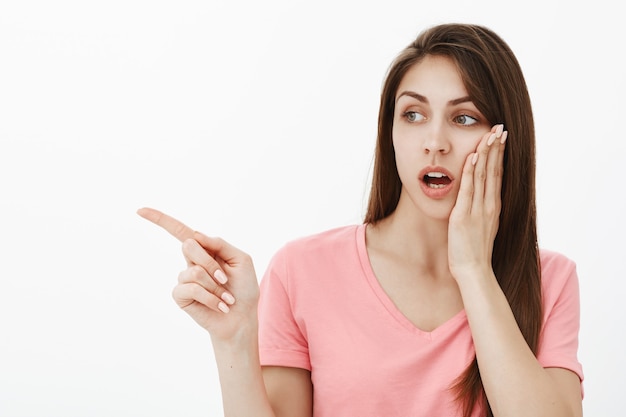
xmin=391 ymin=138 xmax=409 ymax=181
xmin=454 ymin=134 xmax=485 ymax=167
xmin=450 ymin=137 xmax=484 ymax=183
xmin=392 ymin=123 xmax=418 ymax=154
xmin=461 ymin=133 xmax=483 ymax=152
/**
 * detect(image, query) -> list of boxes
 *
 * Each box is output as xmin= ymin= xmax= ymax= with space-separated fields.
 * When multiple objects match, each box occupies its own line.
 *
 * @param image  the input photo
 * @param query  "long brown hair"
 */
xmin=364 ymin=24 xmax=542 ymax=417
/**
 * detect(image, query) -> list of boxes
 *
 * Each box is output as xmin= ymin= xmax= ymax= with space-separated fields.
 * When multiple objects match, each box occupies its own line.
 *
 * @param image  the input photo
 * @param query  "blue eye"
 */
xmin=455 ymin=114 xmax=478 ymax=126
xmin=404 ymin=111 xmax=425 ymax=123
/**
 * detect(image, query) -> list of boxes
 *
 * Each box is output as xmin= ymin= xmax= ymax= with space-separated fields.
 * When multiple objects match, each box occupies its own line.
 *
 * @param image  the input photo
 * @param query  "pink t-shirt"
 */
xmin=258 ymin=224 xmax=583 ymax=416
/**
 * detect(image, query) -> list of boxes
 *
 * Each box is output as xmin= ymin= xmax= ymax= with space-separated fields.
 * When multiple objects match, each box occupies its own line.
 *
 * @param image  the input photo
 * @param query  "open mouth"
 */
xmin=423 ymin=172 xmax=452 ymax=189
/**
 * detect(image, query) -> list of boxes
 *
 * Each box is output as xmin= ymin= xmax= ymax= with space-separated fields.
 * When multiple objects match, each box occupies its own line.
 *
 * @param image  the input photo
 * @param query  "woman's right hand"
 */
xmin=137 ymin=207 xmax=260 ymax=342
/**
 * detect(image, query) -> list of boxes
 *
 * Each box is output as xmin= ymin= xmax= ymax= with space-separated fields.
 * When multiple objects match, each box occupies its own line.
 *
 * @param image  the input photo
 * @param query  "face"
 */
xmin=392 ymin=55 xmax=492 ymax=221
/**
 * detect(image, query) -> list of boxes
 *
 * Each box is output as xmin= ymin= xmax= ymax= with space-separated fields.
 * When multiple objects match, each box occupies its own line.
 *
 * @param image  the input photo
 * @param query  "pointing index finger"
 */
xmin=137 ymin=207 xmax=195 ymax=242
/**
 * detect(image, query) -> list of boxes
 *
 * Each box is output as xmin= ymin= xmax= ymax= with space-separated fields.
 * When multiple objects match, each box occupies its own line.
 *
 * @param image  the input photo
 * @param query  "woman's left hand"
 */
xmin=448 ymin=124 xmax=507 ymax=282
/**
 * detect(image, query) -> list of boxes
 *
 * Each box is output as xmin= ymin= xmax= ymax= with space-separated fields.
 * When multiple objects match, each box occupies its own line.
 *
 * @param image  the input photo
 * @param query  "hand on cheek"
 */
xmin=448 ymin=125 xmax=508 ymax=281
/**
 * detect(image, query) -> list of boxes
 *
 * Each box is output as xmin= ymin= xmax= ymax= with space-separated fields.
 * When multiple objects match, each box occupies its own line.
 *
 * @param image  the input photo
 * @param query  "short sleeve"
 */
xmin=536 ymin=251 xmax=584 ymax=385
xmin=257 ymin=247 xmax=311 ymax=371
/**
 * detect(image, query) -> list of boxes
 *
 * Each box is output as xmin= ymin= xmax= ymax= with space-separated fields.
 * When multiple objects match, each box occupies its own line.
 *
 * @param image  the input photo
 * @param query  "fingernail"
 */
xmin=495 ymin=124 xmax=504 ymax=138
xmin=218 ymin=302 xmax=230 ymax=313
xmin=221 ymin=292 xmax=236 ymax=305
xmin=471 ymin=152 xmax=479 ymax=165
xmin=487 ymin=133 xmax=497 ymax=146
xmin=500 ymin=131 xmax=508 ymax=144
xmin=214 ymin=270 xmax=228 ymax=284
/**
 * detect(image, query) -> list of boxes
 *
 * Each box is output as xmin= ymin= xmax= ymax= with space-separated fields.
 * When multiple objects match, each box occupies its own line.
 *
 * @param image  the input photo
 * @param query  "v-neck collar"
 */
xmin=355 ymin=223 xmax=467 ymax=339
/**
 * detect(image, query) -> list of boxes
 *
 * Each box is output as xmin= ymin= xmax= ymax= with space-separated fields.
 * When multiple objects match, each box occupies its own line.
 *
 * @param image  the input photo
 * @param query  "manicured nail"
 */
xmin=487 ymin=133 xmax=497 ymax=146
xmin=218 ymin=302 xmax=230 ymax=313
xmin=495 ymin=124 xmax=504 ymax=138
xmin=471 ymin=152 xmax=479 ymax=165
xmin=500 ymin=131 xmax=508 ymax=144
xmin=214 ymin=270 xmax=228 ymax=284
xmin=221 ymin=292 xmax=236 ymax=305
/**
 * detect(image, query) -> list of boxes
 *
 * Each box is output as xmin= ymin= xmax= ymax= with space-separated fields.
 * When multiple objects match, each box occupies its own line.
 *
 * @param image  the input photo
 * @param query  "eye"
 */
xmin=403 ymin=111 xmax=425 ymax=123
xmin=454 ymin=114 xmax=478 ymax=126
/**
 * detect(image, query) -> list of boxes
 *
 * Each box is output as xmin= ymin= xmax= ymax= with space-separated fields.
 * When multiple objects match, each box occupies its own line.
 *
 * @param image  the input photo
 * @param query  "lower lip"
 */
xmin=419 ymin=180 xmax=454 ymax=199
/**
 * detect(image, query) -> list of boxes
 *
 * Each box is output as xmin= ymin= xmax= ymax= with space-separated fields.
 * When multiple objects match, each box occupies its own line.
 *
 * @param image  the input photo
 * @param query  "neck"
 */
xmin=369 ymin=203 xmax=451 ymax=277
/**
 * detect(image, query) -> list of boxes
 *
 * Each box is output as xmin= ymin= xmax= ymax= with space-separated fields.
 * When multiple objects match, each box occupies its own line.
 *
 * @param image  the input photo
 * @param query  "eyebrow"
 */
xmin=396 ymin=91 xmax=473 ymax=106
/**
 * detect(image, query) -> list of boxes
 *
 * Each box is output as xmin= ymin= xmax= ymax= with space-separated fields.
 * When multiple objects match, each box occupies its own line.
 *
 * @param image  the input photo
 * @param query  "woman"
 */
xmin=138 ymin=23 xmax=583 ymax=417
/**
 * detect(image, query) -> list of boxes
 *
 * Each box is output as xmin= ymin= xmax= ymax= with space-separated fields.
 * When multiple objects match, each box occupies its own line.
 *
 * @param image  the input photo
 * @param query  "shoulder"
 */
xmin=539 ymin=248 xmax=577 ymax=274
xmin=536 ymin=249 xmax=584 ymax=383
xmin=264 ymin=224 xmax=362 ymax=272
xmin=277 ymin=224 xmax=362 ymax=258
xmin=539 ymin=248 xmax=578 ymax=288
xmin=261 ymin=223 xmax=364 ymax=292
xmin=538 ymin=248 xmax=580 ymax=310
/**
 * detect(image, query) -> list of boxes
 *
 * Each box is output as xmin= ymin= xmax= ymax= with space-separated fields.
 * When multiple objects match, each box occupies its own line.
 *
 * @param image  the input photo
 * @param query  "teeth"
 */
xmin=427 ymin=183 xmax=446 ymax=189
xmin=426 ymin=172 xmax=445 ymax=178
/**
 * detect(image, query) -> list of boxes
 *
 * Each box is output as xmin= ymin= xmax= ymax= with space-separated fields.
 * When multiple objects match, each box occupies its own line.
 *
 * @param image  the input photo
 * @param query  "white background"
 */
xmin=1 ymin=0 xmax=624 ymax=415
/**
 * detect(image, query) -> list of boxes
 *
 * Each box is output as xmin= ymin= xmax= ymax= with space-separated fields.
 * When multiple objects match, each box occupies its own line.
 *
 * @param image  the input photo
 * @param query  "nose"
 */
xmin=423 ymin=124 xmax=450 ymax=154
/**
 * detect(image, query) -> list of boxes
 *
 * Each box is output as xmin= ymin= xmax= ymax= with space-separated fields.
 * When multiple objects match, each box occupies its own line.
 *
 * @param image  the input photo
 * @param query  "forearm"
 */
xmin=211 ymin=322 xmax=275 ymax=417
xmin=457 ymin=270 xmax=574 ymax=417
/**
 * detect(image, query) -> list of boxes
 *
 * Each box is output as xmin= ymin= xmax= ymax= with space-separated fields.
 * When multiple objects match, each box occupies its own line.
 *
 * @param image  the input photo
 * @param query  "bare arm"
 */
xmin=456 ymin=272 xmax=582 ymax=417
xmin=448 ymin=129 xmax=582 ymax=416
xmin=263 ymin=366 xmax=313 ymax=417
xmin=211 ymin=328 xmax=313 ymax=417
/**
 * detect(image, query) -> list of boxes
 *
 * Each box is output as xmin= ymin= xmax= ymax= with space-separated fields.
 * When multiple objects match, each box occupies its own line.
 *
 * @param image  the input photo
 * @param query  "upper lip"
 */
xmin=418 ymin=166 xmax=455 ymax=181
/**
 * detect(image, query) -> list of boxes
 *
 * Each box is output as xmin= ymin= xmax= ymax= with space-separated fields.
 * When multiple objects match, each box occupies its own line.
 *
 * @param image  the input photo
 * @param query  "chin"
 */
xmin=399 ymin=188 xmax=458 ymax=222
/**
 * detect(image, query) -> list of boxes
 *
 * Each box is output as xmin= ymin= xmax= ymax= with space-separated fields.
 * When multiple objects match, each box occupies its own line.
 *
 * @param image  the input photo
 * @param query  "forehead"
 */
xmin=396 ymin=55 xmax=468 ymax=101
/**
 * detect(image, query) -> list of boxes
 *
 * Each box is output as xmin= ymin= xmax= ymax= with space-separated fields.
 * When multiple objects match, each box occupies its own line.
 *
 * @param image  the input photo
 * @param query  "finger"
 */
xmin=137 ymin=207 xmax=195 ymax=242
xmin=471 ymin=130 xmax=495 ymax=210
xmin=182 ymin=238 xmax=229 ymax=285
xmin=484 ymin=130 xmax=507 ymax=212
xmin=178 ymin=265 xmax=236 ymax=305
xmin=455 ymin=152 xmax=477 ymax=215
xmin=193 ymin=232 xmax=252 ymax=267
xmin=172 ymin=282 xmax=231 ymax=313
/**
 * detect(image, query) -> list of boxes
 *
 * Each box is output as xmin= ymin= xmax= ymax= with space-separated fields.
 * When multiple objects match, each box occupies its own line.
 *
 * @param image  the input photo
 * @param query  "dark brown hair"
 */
xmin=364 ymin=23 xmax=542 ymax=417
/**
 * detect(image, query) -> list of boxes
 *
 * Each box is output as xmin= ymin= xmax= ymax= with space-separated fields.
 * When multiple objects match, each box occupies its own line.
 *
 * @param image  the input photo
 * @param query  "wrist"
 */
xmin=452 ymin=264 xmax=496 ymax=287
xmin=211 ymin=318 xmax=259 ymax=352
xmin=450 ymin=263 xmax=494 ymax=281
